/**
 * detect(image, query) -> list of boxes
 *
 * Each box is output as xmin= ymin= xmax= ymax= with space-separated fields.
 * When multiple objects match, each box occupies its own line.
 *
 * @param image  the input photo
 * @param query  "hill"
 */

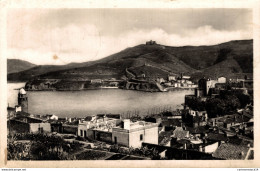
xmin=7 ymin=39 xmax=253 ymax=83
xmin=7 ymin=59 xmax=36 ymax=74
xmin=36 ymin=49 xmax=195 ymax=81
xmin=190 ymin=57 xmax=247 ymax=82
xmin=7 ymin=61 xmax=95 ymax=82
xmin=164 ymin=39 xmax=253 ymax=72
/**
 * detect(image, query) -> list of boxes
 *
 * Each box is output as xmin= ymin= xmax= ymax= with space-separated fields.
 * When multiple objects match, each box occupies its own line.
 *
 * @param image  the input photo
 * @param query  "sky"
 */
xmin=7 ymin=8 xmax=253 ymax=65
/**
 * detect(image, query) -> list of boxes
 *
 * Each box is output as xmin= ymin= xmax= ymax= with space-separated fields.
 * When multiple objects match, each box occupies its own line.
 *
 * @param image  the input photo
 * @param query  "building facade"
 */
xmin=112 ymin=119 xmax=159 ymax=148
xmin=78 ymin=116 xmax=121 ymax=139
xmin=8 ymin=116 xmax=51 ymax=133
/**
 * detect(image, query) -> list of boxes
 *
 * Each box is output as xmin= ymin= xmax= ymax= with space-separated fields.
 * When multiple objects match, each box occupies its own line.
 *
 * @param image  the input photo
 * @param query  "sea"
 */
xmin=7 ymin=82 xmax=194 ymax=118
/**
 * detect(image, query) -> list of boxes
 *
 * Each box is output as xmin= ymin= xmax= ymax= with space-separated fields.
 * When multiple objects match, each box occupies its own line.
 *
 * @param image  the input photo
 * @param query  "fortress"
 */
xmin=146 ymin=40 xmax=157 ymax=45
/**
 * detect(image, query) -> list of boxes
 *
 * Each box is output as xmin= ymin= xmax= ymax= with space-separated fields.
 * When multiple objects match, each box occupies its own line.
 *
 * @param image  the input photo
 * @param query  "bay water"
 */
xmin=8 ymin=83 xmax=194 ymax=118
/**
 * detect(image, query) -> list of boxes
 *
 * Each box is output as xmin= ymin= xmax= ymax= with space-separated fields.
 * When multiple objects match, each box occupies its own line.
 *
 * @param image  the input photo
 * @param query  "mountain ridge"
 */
xmin=7 ymin=59 xmax=37 ymax=74
xmin=7 ymin=39 xmax=253 ymax=82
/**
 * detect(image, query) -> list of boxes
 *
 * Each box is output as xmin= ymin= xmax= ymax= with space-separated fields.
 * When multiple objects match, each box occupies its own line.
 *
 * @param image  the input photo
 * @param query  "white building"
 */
xmin=112 ymin=119 xmax=159 ymax=148
xmin=217 ymin=77 xmax=227 ymax=83
xmin=78 ymin=116 xmax=121 ymax=138
xmin=15 ymin=105 xmax=22 ymax=112
xmin=168 ymin=75 xmax=176 ymax=81
xmin=91 ymin=79 xmax=102 ymax=84
xmin=157 ymin=77 xmax=165 ymax=84
xmin=44 ymin=114 xmax=59 ymax=120
xmin=182 ymin=75 xmax=191 ymax=80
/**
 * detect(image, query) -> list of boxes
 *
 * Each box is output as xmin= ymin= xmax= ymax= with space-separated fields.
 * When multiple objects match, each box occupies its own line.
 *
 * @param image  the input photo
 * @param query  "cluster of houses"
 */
xmin=90 ymin=78 xmax=121 ymax=88
xmin=7 ymin=79 xmax=254 ymax=160
xmin=8 ymin=110 xmax=159 ymax=149
xmin=137 ymin=104 xmax=252 ymax=160
xmin=194 ymin=75 xmax=253 ymax=98
xmin=157 ymin=74 xmax=197 ymax=89
xmin=176 ymin=75 xmax=254 ymax=159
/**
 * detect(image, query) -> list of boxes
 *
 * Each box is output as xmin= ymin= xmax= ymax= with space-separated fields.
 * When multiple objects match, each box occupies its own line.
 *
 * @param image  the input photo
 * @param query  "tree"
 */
xmin=150 ymin=148 xmax=160 ymax=160
xmin=224 ymin=95 xmax=241 ymax=111
xmin=205 ymin=94 xmax=241 ymax=118
xmin=140 ymin=146 xmax=150 ymax=156
xmin=8 ymin=133 xmax=78 ymax=160
xmin=235 ymin=93 xmax=251 ymax=108
xmin=186 ymin=97 xmax=205 ymax=111
xmin=130 ymin=114 xmax=142 ymax=122
xmin=205 ymin=98 xmax=226 ymax=118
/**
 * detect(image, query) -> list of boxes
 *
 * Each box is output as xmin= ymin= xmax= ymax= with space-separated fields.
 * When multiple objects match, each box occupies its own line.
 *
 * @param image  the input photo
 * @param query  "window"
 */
xmin=114 ymin=137 xmax=117 ymax=144
xmin=140 ymin=134 xmax=143 ymax=141
xmin=80 ymin=130 xmax=83 ymax=136
xmin=38 ymin=127 xmax=43 ymax=133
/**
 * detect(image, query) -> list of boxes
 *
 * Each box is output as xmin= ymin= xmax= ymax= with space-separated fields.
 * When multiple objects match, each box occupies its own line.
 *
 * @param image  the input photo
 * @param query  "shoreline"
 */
xmin=23 ymin=87 xmax=195 ymax=92
xmin=8 ymin=82 xmax=196 ymax=92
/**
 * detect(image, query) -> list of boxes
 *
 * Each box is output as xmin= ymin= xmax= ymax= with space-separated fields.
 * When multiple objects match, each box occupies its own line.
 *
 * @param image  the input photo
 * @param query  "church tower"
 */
xmin=18 ymin=88 xmax=28 ymax=113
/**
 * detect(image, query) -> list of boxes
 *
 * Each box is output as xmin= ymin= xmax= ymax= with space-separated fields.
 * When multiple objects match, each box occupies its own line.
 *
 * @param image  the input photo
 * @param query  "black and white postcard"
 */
xmin=0 ymin=0 xmax=260 ymax=168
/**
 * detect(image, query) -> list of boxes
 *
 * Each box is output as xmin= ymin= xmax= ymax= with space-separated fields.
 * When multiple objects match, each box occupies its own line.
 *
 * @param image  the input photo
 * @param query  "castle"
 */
xmin=146 ymin=40 xmax=157 ymax=45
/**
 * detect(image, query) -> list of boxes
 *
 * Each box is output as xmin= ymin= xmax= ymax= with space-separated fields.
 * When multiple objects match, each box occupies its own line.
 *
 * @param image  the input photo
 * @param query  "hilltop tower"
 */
xmin=18 ymin=88 xmax=28 ymax=113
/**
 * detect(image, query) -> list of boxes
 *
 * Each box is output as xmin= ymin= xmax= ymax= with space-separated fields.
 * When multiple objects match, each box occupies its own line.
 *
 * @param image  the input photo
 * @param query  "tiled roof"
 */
xmin=218 ymin=114 xmax=250 ymax=124
xmin=213 ymin=143 xmax=249 ymax=160
xmin=242 ymin=110 xmax=253 ymax=119
xmin=227 ymin=136 xmax=243 ymax=145
xmin=186 ymin=126 xmax=207 ymax=134
xmin=162 ymin=119 xmax=181 ymax=127
xmin=16 ymin=111 xmax=30 ymax=116
xmin=207 ymin=132 xmax=227 ymax=142
xmin=235 ymin=116 xmax=250 ymax=123
xmin=172 ymin=127 xmax=189 ymax=139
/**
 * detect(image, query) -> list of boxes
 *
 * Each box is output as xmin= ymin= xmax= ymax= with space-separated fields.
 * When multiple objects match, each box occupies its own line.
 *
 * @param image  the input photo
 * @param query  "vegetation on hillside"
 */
xmin=7 ymin=133 xmax=83 ymax=160
xmin=7 ymin=40 xmax=253 ymax=83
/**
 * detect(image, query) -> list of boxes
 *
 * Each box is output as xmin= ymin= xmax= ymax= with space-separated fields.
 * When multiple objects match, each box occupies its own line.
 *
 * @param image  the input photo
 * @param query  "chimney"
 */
xmin=213 ymin=119 xmax=216 ymax=127
xmin=203 ymin=138 xmax=207 ymax=144
xmin=240 ymin=151 xmax=244 ymax=159
xmin=183 ymin=143 xmax=187 ymax=149
xmin=123 ymin=119 xmax=131 ymax=130
xmin=199 ymin=145 xmax=203 ymax=152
